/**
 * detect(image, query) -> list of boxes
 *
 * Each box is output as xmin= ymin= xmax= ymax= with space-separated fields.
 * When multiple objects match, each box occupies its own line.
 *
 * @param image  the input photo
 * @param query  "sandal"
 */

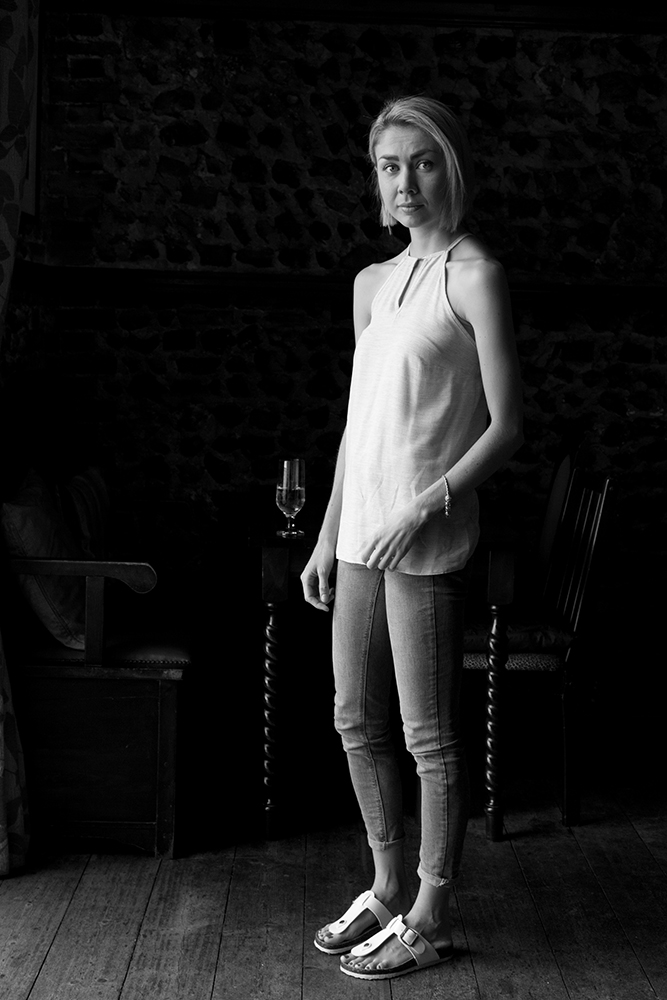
xmin=313 ymin=890 xmax=395 ymax=955
xmin=340 ymin=914 xmax=454 ymax=979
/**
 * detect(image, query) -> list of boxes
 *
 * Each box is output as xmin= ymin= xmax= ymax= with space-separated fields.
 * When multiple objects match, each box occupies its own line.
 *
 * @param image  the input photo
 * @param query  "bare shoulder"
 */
xmin=448 ymin=236 xmax=508 ymax=308
xmin=354 ymin=251 xmax=403 ymax=315
xmin=450 ymin=235 xmax=503 ymax=275
xmin=355 ymin=251 xmax=402 ymax=293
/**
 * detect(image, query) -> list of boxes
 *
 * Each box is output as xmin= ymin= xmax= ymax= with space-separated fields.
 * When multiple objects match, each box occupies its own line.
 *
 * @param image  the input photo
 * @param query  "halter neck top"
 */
xmin=336 ymin=234 xmax=488 ymax=575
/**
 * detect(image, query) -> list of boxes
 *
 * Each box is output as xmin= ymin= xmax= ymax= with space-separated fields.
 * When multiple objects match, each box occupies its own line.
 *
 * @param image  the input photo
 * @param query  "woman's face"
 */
xmin=373 ymin=125 xmax=447 ymax=231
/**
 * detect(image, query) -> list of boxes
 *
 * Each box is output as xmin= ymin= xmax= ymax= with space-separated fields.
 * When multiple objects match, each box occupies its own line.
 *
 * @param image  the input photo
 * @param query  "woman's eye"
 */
xmin=418 ymin=160 xmax=433 ymax=170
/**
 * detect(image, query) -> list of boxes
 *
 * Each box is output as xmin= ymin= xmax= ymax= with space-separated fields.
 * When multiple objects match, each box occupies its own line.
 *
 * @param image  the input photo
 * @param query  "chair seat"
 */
xmin=12 ymin=630 xmax=190 ymax=670
xmin=464 ymin=617 xmax=571 ymax=671
xmin=463 ymin=652 xmax=490 ymax=670
xmin=504 ymin=651 xmax=564 ymax=671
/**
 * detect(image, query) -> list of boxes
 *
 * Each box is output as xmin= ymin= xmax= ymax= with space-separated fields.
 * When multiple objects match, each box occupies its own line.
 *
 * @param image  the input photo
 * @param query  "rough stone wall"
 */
xmin=3 ymin=276 xmax=354 ymax=507
xmin=3 ymin=11 xmax=666 ymax=596
xmin=20 ymin=15 xmax=666 ymax=285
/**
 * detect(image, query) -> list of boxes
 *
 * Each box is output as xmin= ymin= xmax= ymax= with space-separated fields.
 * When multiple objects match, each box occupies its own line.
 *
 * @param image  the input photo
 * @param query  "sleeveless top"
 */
xmin=336 ymin=234 xmax=488 ymax=575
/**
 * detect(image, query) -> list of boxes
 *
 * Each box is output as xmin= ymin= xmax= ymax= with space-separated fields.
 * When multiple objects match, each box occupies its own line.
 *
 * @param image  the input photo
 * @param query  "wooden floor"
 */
xmin=1 ymin=766 xmax=666 ymax=1000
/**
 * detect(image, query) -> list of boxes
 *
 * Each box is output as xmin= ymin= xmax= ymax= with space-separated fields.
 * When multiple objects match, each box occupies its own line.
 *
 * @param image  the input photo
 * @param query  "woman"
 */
xmin=301 ymin=95 xmax=523 ymax=981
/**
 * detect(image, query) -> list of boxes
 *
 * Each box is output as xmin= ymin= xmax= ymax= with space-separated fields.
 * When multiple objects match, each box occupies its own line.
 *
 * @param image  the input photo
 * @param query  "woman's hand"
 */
xmin=301 ymin=542 xmax=336 ymax=611
xmin=359 ymin=500 xmax=428 ymax=572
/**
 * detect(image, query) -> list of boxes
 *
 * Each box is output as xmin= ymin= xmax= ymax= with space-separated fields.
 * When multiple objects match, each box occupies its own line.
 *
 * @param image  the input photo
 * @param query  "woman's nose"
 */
xmin=399 ymin=170 xmax=417 ymax=193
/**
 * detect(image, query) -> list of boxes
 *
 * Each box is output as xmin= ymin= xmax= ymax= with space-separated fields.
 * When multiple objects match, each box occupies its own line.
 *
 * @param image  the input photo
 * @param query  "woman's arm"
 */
xmin=300 ymin=263 xmax=384 ymax=609
xmin=361 ymin=258 xmax=524 ymax=572
xmin=299 ymin=431 xmax=346 ymax=610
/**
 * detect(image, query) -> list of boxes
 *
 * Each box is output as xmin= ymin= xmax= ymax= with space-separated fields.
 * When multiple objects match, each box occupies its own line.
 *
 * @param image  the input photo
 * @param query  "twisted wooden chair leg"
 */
xmin=485 ymin=603 xmax=509 ymax=841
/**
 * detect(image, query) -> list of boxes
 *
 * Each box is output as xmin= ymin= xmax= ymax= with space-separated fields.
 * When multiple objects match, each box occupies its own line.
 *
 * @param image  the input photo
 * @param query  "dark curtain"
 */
xmin=0 ymin=0 xmax=39 ymax=875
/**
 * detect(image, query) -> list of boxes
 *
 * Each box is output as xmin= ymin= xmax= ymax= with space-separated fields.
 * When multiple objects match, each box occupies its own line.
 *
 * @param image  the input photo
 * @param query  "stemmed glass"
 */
xmin=276 ymin=458 xmax=305 ymax=538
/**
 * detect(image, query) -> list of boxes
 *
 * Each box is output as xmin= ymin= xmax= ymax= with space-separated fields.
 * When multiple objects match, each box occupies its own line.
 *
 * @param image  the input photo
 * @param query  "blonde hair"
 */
xmin=368 ymin=96 xmax=475 ymax=230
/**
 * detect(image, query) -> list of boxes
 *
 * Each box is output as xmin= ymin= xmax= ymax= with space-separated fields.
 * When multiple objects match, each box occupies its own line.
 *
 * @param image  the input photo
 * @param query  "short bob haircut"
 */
xmin=368 ymin=96 xmax=475 ymax=231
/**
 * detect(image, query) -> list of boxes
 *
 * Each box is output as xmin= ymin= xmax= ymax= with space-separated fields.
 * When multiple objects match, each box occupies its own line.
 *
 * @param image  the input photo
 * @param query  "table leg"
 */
xmin=263 ymin=601 xmax=281 ymax=838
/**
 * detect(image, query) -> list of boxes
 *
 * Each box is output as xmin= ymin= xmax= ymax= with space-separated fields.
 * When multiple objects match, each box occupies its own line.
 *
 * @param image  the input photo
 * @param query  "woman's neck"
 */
xmin=407 ymin=227 xmax=461 ymax=258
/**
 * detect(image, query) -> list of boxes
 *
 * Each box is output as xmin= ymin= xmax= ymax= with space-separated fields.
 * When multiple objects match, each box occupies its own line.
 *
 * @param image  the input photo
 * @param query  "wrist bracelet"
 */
xmin=442 ymin=474 xmax=452 ymax=518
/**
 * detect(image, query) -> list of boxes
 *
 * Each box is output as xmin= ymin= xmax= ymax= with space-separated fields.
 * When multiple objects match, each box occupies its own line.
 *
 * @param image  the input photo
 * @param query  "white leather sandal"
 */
xmin=340 ymin=914 xmax=454 ymax=979
xmin=313 ymin=890 xmax=395 ymax=955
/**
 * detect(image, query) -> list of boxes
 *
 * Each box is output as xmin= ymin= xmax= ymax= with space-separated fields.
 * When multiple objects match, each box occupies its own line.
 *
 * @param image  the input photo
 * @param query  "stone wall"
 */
xmin=3 ymin=8 xmax=666 ymax=621
xmin=19 ymin=14 xmax=667 ymax=285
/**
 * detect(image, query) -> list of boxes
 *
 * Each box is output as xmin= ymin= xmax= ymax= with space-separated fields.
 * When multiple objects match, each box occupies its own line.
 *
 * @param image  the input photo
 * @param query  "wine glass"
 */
xmin=276 ymin=458 xmax=305 ymax=538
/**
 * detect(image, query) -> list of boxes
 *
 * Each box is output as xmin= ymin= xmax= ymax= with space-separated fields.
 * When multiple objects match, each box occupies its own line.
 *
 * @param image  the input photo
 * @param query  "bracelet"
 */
xmin=442 ymin=474 xmax=452 ymax=518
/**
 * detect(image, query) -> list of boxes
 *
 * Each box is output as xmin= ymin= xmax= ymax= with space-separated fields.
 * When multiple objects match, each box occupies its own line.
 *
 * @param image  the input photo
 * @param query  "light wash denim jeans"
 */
xmin=332 ymin=560 xmax=470 ymax=887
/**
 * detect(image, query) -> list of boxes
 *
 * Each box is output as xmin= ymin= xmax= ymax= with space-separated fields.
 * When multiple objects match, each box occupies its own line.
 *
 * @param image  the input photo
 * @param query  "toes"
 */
xmin=316 ymin=925 xmax=337 ymax=948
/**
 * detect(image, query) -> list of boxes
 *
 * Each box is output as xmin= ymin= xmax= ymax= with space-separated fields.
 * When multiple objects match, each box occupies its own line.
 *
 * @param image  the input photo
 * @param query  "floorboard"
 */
xmin=454 ymin=817 xmax=569 ymax=1000
xmin=25 ymin=854 xmax=160 ymax=1000
xmin=212 ymin=835 xmax=307 ymax=1000
xmin=571 ymin=788 xmax=667 ymax=999
xmin=0 ymin=854 xmax=89 ymax=1000
xmin=1 ymin=779 xmax=666 ymax=1000
xmin=505 ymin=781 xmax=657 ymax=1000
xmin=119 ymin=850 xmax=235 ymax=1000
xmin=616 ymin=780 xmax=667 ymax=874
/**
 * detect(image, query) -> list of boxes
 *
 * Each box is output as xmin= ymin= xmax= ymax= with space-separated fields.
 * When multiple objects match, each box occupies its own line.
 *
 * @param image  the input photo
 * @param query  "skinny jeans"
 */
xmin=332 ymin=560 xmax=470 ymax=887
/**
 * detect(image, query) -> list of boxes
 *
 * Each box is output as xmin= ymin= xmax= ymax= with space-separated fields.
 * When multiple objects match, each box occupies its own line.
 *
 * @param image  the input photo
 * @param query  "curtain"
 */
xmin=0 ymin=0 xmax=39 ymax=332
xmin=0 ymin=635 xmax=28 ymax=875
xmin=1 ymin=0 xmax=39 ymax=875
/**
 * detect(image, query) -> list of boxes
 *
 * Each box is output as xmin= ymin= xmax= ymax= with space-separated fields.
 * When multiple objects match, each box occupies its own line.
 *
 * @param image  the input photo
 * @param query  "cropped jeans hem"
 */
xmin=417 ymin=866 xmax=459 ymax=888
xmin=367 ymin=834 xmax=406 ymax=853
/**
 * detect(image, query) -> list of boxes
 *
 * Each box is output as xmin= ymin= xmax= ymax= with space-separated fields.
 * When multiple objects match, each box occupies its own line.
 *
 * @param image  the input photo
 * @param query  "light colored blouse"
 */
xmin=336 ymin=234 xmax=488 ymax=575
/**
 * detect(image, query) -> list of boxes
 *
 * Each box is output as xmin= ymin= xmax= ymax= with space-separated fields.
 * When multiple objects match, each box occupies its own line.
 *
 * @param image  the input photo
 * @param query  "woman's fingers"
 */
xmin=301 ymin=555 xmax=335 ymax=611
xmin=361 ymin=523 xmax=416 ymax=570
xmin=363 ymin=541 xmax=405 ymax=571
xmin=303 ymin=572 xmax=330 ymax=610
xmin=318 ymin=567 xmax=334 ymax=603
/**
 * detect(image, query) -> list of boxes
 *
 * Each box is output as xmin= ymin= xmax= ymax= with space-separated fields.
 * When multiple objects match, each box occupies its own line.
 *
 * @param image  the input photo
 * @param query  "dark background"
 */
xmin=1 ymin=1 xmax=665 ymax=846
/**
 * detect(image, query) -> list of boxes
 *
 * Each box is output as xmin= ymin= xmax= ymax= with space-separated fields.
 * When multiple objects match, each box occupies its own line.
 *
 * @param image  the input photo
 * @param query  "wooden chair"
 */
xmin=466 ymin=455 xmax=614 ymax=840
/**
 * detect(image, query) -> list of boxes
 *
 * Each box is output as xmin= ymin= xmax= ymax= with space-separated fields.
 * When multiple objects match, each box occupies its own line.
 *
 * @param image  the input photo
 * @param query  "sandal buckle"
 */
xmin=401 ymin=927 xmax=419 ymax=947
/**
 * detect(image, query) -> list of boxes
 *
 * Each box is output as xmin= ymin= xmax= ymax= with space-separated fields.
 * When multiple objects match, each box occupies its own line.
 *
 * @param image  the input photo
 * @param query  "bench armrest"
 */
xmin=10 ymin=558 xmax=157 ymax=593
xmin=9 ymin=558 xmax=158 ymax=665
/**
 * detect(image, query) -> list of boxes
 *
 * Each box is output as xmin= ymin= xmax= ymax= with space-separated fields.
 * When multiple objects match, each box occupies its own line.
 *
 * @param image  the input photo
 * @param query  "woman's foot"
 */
xmin=340 ymin=913 xmax=453 ymax=974
xmin=341 ymin=883 xmax=454 ymax=977
xmin=314 ymin=885 xmax=412 ymax=954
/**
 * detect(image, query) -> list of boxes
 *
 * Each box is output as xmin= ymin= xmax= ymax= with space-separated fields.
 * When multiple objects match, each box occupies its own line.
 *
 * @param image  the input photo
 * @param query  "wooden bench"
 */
xmin=1 ymin=469 xmax=191 ymax=858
